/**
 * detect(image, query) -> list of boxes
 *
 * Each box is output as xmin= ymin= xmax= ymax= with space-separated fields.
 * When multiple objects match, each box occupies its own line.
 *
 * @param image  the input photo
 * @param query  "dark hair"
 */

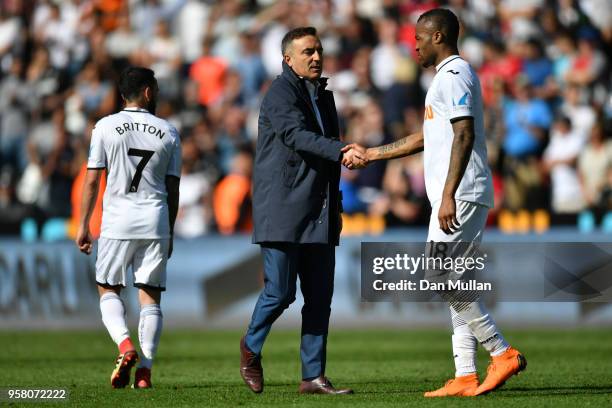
xmin=417 ymin=8 xmax=460 ymax=45
xmin=118 ymin=67 xmax=157 ymax=101
xmin=555 ymin=115 xmax=572 ymax=128
xmin=281 ymin=27 xmax=317 ymax=55
xmin=526 ymin=38 xmax=544 ymax=56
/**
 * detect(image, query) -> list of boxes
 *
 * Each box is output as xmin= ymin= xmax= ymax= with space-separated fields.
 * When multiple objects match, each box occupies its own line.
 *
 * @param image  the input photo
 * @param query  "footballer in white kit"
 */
xmin=89 ymin=103 xmax=181 ymax=289
xmin=343 ymin=8 xmax=526 ymax=398
xmin=421 ymin=54 xmax=493 ymax=244
xmin=76 ymin=67 xmax=181 ymax=390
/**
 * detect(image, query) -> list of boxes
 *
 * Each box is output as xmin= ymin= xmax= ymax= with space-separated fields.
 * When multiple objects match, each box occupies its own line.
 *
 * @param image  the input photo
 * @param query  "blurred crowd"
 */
xmin=0 ymin=0 xmax=611 ymax=238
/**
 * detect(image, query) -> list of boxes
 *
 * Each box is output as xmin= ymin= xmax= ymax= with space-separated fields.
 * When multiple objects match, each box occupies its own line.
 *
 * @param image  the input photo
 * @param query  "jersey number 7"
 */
xmin=128 ymin=148 xmax=154 ymax=192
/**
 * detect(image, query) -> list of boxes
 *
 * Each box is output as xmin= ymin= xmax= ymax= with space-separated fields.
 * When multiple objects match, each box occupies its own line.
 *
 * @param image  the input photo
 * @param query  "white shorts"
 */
xmin=95 ymin=238 xmax=169 ymax=291
xmin=425 ymin=200 xmax=489 ymax=280
xmin=427 ymin=199 xmax=489 ymax=243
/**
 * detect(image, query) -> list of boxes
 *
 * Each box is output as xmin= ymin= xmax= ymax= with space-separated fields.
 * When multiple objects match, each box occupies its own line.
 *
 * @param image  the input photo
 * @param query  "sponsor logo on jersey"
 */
xmin=447 ymin=69 xmax=460 ymax=75
xmin=453 ymin=92 xmax=469 ymax=106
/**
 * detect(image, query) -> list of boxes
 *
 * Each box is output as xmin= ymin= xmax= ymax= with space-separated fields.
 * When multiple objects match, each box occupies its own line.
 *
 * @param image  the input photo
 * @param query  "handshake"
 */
xmin=341 ymin=143 xmax=370 ymax=170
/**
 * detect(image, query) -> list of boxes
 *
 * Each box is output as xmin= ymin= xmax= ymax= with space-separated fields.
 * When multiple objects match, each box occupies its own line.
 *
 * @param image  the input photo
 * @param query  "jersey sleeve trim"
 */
xmin=87 ymin=166 xmax=106 ymax=169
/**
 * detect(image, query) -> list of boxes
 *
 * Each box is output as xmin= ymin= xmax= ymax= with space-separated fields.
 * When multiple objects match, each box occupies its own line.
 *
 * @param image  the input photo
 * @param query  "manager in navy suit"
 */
xmin=239 ymin=27 xmax=364 ymax=395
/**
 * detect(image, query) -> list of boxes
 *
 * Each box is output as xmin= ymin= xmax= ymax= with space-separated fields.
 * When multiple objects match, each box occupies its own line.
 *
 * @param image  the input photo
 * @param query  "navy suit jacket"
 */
xmin=252 ymin=62 xmax=345 ymax=245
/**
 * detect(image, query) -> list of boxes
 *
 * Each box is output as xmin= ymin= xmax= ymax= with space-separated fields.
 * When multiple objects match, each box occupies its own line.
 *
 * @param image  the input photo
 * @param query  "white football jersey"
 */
xmin=422 ymin=55 xmax=494 ymax=208
xmin=88 ymin=107 xmax=182 ymax=239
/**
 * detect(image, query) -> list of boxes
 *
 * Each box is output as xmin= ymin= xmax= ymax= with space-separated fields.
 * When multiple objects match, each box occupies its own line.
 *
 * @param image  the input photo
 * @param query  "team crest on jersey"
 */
xmin=424 ymin=105 xmax=434 ymax=120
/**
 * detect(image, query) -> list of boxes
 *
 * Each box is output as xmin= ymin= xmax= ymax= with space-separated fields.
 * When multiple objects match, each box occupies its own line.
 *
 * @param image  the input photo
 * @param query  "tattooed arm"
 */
xmin=367 ymin=131 xmax=424 ymax=161
xmin=341 ymin=131 xmax=423 ymax=169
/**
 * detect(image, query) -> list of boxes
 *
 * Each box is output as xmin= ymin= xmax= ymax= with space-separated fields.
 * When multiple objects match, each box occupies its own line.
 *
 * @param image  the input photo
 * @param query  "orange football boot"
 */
xmin=133 ymin=367 xmax=152 ymax=389
xmin=424 ymin=373 xmax=479 ymax=397
xmin=110 ymin=350 xmax=138 ymax=388
xmin=474 ymin=347 xmax=527 ymax=396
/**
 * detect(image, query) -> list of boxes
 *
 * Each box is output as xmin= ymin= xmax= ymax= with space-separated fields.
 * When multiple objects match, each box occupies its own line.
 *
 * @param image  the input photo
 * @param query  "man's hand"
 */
xmin=75 ymin=225 xmax=93 ymax=255
xmin=341 ymin=144 xmax=368 ymax=169
xmin=438 ymin=195 xmax=459 ymax=235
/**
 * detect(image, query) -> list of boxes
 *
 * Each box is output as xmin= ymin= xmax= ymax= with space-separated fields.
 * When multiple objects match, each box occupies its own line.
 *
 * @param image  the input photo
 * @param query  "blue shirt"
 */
xmin=522 ymin=57 xmax=553 ymax=87
xmin=503 ymin=98 xmax=552 ymax=157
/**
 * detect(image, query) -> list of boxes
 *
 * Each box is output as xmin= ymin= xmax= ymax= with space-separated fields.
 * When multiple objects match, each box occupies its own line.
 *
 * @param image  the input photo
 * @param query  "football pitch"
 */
xmin=1 ymin=328 xmax=611 ymax=407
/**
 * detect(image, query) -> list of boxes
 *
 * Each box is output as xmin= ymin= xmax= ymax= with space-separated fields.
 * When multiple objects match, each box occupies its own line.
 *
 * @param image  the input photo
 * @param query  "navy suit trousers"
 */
xmin=245 ymin=242 xmax=335 ymax=380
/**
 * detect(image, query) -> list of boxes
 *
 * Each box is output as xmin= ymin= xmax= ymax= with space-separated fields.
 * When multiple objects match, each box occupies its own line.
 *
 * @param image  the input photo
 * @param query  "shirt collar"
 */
xmin=435 ymin=55 xmax=461 ymax=72
xmin=122 ymin=107 xmax=149 ymax=113
xmin=304 ymin=79 xmax=320 ymax=99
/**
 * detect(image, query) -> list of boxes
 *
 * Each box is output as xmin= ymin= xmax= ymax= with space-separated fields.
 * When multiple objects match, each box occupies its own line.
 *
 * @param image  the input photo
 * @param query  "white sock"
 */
xmin=450 ymin=307 xmax=477 ymax=376
xmin=453 ymin=301 xmax=509 ymax=356
xmin=138 ymin=304 xmax=163 ymax=369
xmin=100 ymin=292 xmax=130 ymax=346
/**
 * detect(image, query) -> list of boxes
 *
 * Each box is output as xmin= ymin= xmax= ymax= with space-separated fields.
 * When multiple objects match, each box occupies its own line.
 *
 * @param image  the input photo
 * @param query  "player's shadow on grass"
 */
xmin=177 ymin=382 xmax=310 ymax=388
xmin=497 ymin=385 xmax=612 ymax=396
xmin=167 ymin=381 xmax=612 ymax=396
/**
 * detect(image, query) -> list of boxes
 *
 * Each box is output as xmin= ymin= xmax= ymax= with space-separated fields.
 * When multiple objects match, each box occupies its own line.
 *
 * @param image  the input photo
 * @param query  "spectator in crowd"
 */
xmin=596 ymin=164 xmax=612 ymax=214
xmin=578 ymin=0 xmax=612 ymax=42
xmin=0 ymin=58 xmax=28 ymax=173
xmin=145 ymin=21 xmax=182 ymax=100
xmin=23 ymin=46 xmax=62 ymax=116
xmin=174 ymin=137 xmax=213 ymax=238
xmin=565 ymin=28 xmax=607 ymax=88
xmin=369 ymin=158 xmax=426 ymax=226
xmin=189 ymin=38 xmax=228 ymax=107
xmin=560 ymin=84 xmax=596 ymax=141
xmin=105 ymin=12 xmax=141 ymax=63
xmin=502 ymin=76 xmax=553 ymax=211
xmin=33 ymin=2 xmax=76 ymax=71
xmin=210 ymin=0 xmax=251 ymax=67
xmin=131 ymin=0 xmax=187 ymax=40
xmin=550 ymin=31 xmax=577 ymax=88
xmin=176 ymin=0 xmax=210 ymax=66
xmin=345 ymin=99 xmax=389 ymax=205
xmin=70 ymin=62 xmax=115 ymax=118
xmin=235 ymin=31 xmax=268 ymax=107
xmin=479 ymin=40 xmax=522 ymax=108
xmin=370 ymin=17 xmax=402 ymax=92
xmin=519 ymin=38 xmax=554 ymax=99
xmin=578 ymin=121 xmax=612 ymax=209
xmin=543 ymin=116 xmax=585 ymax=214
xmin=0 ymin=7 xmax=22 ymax=63
xmin=213 ymin=148 xmax=253 ymax=235
xmin=22 ymin=108 xmax=75 ymax=218
xmin=0 ymin=165 xmax=33 ymax=235
xmin=215 ymin=106 xmax=250 ymax=175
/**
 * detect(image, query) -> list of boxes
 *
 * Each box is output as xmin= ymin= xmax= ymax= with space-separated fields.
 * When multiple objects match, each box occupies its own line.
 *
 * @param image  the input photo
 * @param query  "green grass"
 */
xmin=1 ymin=329 xmax=611 ymax=407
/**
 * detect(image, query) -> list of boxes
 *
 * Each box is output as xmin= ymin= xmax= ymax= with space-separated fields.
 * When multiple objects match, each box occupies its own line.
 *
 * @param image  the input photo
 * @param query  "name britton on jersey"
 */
xmin=115 ymin=122 xmax=165 ymax=139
